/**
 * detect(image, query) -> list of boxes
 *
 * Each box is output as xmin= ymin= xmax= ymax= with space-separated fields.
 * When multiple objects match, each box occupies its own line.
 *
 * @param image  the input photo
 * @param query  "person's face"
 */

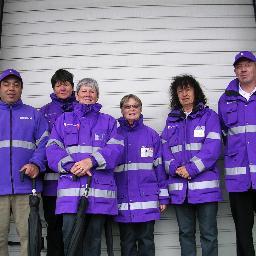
xmin=177 ymin=85 xmax=195 ymax=110
xmin=121 ymin=98 xmax=142 ymax=125
xmin=76 ymin=85 xmax=98 ymax=104
xmin=234 ymin=60 xmax=256 ymax=86
xmin=53 ymin=81 xmax=73 ymax=100
xmin=0 ymin=76 xmax=23 ymax=104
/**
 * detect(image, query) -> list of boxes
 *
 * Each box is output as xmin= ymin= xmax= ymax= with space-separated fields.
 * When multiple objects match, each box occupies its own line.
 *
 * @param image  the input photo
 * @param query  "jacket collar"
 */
xmin=224 ymin=79 xmax=240 ymax=98
xmin=50 ymin=92 xmax=77 ymax=112
xmin=0 ymin=99 xmax=23 ymax=109
xmin=167 ymin=102 xmax=206 ymax=122
xmin=74 ymin=102 xmax=102 ymax=118
xmin=118 ymin=114 xmax=144 ymax=131
xmin=225 ymin=78 xmax=256 ymax=101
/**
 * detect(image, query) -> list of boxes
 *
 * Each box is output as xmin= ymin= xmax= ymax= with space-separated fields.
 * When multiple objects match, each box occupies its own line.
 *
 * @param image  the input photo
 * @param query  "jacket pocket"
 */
xmin=225 ymin=102 xmax=238 ymax=126
xmin=139 ymin=184 xmax=159 ymax=196
xmin=94 ymin=174 xmax=115 ymax=186
xmin=224 ymin=151 xmax=238 ymax=169
xmin=64 ymin=125 xmax=79 ymax=146
xmin=167 ymin=126 xmax=179 ymax=147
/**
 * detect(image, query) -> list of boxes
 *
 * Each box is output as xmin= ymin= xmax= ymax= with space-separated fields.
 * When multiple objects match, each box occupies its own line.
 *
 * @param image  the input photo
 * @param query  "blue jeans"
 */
xmin=174 ymin=202 xmax=218 ymax=256
xmin=62 ymin=214 xmax=106 ymax=256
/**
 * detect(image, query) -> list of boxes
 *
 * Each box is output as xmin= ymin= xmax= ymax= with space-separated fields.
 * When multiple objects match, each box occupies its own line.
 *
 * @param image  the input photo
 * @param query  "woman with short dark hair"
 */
xmin=161 ymin=75 xmax=222 ymax=256
xmin=40 ymin=69 xmax=76 ymax=256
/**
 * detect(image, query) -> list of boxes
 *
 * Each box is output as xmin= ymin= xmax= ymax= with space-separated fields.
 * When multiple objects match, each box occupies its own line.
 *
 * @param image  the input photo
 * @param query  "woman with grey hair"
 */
xmin=46 ymin=78 xmax=124 ymax=256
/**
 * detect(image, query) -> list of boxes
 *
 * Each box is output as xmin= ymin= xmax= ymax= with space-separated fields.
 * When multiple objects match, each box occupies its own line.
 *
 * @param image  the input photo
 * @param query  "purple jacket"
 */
xmin=40 ymin=92 xmax=76 ymax=196
xmin=0 ymin=100 xmax=48 ymax=195
xmin=218 ymin=78 xmax=256 ymax=192
xmin=114 ymin=116 xmax=169 ymax=223
xmin=46 ymin=103 xmax=124 ymax=215
xmin=161 ymin=104 xmax=222 ymax=204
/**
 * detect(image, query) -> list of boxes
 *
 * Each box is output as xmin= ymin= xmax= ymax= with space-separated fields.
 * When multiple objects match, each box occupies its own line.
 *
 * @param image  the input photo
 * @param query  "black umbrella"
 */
xmin=66 ymin=175 xmax=92 ymax=256
xmin=20 ymin=171 xmax=42 ymax=256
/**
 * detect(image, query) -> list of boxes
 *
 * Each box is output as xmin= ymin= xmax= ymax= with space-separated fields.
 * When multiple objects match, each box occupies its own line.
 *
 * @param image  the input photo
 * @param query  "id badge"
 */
xmin=194 ymin=126 xmax=205 ymax=138
xmin=141 ymin=147 xmax=153 ymax=157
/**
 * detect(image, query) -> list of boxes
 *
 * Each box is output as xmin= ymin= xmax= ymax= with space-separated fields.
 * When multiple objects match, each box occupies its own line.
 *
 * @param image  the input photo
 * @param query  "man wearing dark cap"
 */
xmin=218 ymin=51 xmax=256 ymax=256
xmin=0 ymin=69 xmax=48 ymax=255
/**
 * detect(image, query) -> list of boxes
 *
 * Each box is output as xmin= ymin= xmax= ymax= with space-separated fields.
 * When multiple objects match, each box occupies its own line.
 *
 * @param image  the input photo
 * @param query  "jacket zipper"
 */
xmin=184 ymin=117 xmax=189 ymax=201
xmin=184 ymin=117 xmax=188 ymax=163
xmin=10 ymin=105 xmax=14 ymax=194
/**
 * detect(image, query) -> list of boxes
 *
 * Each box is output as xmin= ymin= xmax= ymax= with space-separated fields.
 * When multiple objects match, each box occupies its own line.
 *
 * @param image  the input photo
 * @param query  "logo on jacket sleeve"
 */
xmin=141 ymin=146 xmax=154 ymax=157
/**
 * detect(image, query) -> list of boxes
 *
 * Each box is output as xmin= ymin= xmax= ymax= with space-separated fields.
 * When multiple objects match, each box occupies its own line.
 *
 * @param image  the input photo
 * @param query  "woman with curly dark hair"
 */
xmin=161 ymin=74 xmax=222 ymax=256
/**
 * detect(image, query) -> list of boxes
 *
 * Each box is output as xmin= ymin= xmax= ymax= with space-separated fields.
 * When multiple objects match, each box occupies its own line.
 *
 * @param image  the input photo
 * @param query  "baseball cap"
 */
xmin=0 ymin=69 xmax=23 ymax=83
xmin=233 ymin=51 xmax=256 ymax=66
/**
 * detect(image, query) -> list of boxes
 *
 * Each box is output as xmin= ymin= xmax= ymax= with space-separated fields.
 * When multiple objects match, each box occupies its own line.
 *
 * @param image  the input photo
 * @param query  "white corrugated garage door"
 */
xmin=0 ymin=0 xmax=255 ymax=255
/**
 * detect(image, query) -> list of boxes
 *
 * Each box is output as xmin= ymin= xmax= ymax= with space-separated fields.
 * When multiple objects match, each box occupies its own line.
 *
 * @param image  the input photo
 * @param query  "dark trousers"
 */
xmin=43 ymin=196 xmax=64 ymax=256
xmin=174 ymin=202 xmax=218 ymax=256
xmin=229 ymin=190 xmax=256 ymax=256
xmin=63 ymin=213 xmax=106 ymax=256
xmin=119 ymin=221 xmax=155 ymax=256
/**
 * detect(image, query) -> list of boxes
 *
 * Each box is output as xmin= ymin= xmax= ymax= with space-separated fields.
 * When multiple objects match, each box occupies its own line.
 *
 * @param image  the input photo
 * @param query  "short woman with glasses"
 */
xmin=161 ymin=75 xmax=222 ymax=256
xmin=114 ymin=94 xmax=169 ymax=256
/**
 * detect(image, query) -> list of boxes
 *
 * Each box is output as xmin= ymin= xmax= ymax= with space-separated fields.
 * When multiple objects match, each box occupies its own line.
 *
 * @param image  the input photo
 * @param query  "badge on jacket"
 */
xmin=194 ymin=126 xmax=205 ymax=138
xmin=141 ymin=147 xmax=153 ymax=157
xmin=95 ymin=133 xmax=105 ymax=141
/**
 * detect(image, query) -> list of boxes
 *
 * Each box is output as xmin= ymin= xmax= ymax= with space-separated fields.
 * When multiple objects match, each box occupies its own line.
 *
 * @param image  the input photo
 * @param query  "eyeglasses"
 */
xmin=123 ymin=104 xmax=141 ymax=110
xmin=235 ymin=62 xmax=254 ymax=71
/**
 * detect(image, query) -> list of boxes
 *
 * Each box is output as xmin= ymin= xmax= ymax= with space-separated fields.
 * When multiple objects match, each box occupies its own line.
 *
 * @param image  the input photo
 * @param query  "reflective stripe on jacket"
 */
xmin=40 ymin=92 xmax=76 ymax=196
xmin=161 ymin=104 xmax=222 ymax=204
xmin=46 ymin=103 xmax=124 ymax=215
xmin=218 ymin=78 xmax=256 ymax=192
xmin=114 ymin=116 xmax=169 ymax=223
xmin=0 ymin=100 xmax=48 ymax=195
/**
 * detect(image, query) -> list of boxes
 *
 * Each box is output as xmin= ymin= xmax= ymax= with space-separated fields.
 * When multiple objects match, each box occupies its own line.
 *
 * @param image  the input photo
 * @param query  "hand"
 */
xmin=160 ymin=204 xmax=167 ymax=213
xmin=21 ymin=164 xmax=39 ymax=179
xmin=176 ymin=166 xmax=191 ymax=179
xmin=70 ymin=158 xmax=93 ymax=177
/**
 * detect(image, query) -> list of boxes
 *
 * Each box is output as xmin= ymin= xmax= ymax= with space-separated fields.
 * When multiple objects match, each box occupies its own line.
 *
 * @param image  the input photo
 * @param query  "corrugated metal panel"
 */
xmin=1 ymin=0 xmax=255 ymax=255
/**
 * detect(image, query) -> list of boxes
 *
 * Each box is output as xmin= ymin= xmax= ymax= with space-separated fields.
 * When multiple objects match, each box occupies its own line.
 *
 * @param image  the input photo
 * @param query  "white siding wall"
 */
xmin=0 ymin=0 xmax=255 ymax=255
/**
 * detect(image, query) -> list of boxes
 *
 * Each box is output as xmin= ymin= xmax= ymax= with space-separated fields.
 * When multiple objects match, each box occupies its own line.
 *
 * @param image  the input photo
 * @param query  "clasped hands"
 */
xmin=176 ymin=166 xmax=191 ymax=180
xmin=70 ymin=158 xmax=93 ymax=177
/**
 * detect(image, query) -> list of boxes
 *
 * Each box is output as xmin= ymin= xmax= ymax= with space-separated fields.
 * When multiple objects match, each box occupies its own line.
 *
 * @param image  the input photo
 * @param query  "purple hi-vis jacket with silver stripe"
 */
xmin=114 ymin=116 xmax=169 ymax=223
xmin=40 ymin=92 xmax=76 ymax=196
xmin=161 ymin=104 xmax=222 ymax=204
xmin=46 ymin=103 xmax=124 ymax=215
xmin=218 ymin=78 xmax=256 ymax=192
xmin=0 ymin=100 xmax=48 ymax=195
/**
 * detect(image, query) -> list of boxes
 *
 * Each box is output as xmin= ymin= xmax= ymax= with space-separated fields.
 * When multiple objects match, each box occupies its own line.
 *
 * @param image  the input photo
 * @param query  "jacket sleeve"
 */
xmin=153 ymin=131 xmax=169 ymax=205
xmin=185 ymin=111 xmax=222 ymax=178
xmin=29 ymin=110 xmax=49 ymax=173
xmin=91 ymin=118 xmax=124 ymax=171
xmin=46 ymin=114 xmax=75 ymax=173
xmin=161 ymin=124 xmax=180 ymax=177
